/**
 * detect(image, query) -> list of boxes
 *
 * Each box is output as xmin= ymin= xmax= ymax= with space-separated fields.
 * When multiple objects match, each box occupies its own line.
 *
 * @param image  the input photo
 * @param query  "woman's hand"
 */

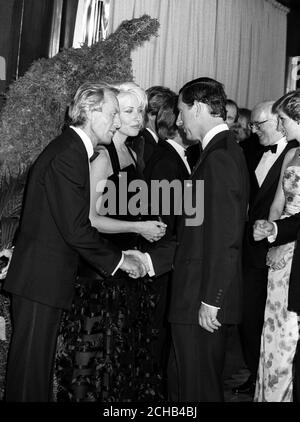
xmin=137 ymin=220 xmax=167 ymax=242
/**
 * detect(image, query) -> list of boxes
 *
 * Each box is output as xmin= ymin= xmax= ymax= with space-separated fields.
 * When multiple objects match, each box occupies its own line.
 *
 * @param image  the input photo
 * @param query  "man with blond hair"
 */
xmin=4 ymin=82 xmax=146 ymax=402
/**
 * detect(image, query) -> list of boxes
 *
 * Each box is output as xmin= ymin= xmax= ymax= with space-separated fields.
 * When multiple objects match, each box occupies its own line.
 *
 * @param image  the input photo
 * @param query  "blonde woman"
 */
xmin=55 ymin=82 xmax=166 ymax=402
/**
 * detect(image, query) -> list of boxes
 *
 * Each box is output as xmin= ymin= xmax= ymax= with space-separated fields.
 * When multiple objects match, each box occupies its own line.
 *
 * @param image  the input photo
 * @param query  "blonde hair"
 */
xmin=68 ymin=81 xmax=119 ymax=126
xmin=112 ymin=81 xmax=147 ymax=112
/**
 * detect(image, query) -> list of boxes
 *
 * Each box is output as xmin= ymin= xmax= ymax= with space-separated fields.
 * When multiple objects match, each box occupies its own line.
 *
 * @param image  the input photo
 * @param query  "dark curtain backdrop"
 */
xmin=60 ymin=0 xmax=79 ymax=50
xmin=0 ymin=0 xmax=79 ymax=110
xmin=18 ymin=0 xmax=54 ymax=78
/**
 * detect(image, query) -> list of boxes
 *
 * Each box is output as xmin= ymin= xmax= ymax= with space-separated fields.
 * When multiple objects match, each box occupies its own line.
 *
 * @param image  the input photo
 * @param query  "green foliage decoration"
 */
xmin=0 ymin=14 xmax=159 ymax=398
xmin=0 ymin=15 xmax=159 ymax=176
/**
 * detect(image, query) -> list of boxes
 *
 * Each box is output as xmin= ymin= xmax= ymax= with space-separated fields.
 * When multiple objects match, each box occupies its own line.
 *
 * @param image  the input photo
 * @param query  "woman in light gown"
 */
xmin=255 ymin=90 xmax=300 ymax=402
xmin=54 ymin=82 xmax=167 ymax=402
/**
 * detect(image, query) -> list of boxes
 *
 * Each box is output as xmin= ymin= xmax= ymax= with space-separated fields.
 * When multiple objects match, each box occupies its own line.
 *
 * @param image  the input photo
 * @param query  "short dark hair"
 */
xmin=226 ymin=99 xmax=239 ymax=122
xmin=179 ymin=77 xmax=227 ymax=120
xmin=156 ymin=95 xmax=179 ymax=140
xmin=145 ymin=85 xmax=176 ymax=118
xmin=272 ymin=90 xmax=300 ymax=123
xmin=238 ymin=107 xmax=251 ymax=121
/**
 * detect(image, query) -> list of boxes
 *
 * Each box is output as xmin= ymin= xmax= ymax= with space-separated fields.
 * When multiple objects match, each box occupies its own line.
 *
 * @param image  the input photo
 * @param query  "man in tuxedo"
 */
xmin=4 ymin=82 xmax=146 ymax=402
xmin=253 ymin=216 xmax=300 ymax=402
xmin=141 ymin=85 xmax=176 ymax=165
xmin=143 ymin=94 xmax=194 ymax=395
xmin=233 ymin=101 xmax=298 ymax=395
xmin=167 ymin=77 xmax=249 ymax=402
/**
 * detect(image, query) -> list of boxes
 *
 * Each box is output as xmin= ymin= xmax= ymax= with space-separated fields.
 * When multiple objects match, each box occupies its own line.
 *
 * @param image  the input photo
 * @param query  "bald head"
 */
xmin=250 ymin=100 xmax=283 ymax=146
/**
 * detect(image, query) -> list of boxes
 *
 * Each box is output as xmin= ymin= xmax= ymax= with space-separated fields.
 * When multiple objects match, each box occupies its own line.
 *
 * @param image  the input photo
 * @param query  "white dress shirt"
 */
xmin=70 ymin=125 xmax=94 ymax=163
xmin=70 ymin=125 xmax=124 ymax=274
xmin=255 ymin=137 xmax=287 ymax=187
xmin=165 ymin=138 xmax=191 ymax=175
xmin=202 ymin=123 xmax=229 ymax=150
xmin=146 ymin=127 xmax=159 ymax=143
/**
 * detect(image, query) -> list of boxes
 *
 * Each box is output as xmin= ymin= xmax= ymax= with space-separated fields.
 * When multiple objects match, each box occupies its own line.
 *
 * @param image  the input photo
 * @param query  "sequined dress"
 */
xmin=54 ymin=142 xmax=162 ymax=402
xmin=255 ymin=166 xmax=300 ymax=402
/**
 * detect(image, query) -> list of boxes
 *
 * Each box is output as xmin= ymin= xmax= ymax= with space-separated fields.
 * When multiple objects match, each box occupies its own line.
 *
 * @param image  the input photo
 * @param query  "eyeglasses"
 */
xmin=248 ymin=120 xmax=269 ymax=131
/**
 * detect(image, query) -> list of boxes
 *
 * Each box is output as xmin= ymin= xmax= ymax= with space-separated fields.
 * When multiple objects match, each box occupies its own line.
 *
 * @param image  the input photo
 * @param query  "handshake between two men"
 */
xmin=120 ymin=250 xmax=152 ymax=279
xmin=119 ymin=219 xmax=167 ymax=279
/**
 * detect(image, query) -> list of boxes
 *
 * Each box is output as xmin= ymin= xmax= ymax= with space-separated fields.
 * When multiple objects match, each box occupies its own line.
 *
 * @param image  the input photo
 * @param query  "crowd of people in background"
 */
xmin=1 ymin=73 xmax=300 ymax=403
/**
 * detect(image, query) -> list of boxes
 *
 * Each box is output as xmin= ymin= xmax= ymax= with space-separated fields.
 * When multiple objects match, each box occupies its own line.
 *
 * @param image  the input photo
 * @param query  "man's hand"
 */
xmin=123 ymin=250 xmax=150 ymax=277
xmin=253 ymin=219 xmax=274 ymax=241
xmin=198 ymin=303 xmax=221 ymax=333
xmin=120 ymin=253 xmax=148 ymax=278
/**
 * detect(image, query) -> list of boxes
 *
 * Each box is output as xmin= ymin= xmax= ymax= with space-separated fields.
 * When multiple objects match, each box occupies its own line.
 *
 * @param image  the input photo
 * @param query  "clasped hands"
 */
xmin=120 ymin=250 xmax=150 ymax=279
xmin=253 ymin=220 xmax=275 ymax=241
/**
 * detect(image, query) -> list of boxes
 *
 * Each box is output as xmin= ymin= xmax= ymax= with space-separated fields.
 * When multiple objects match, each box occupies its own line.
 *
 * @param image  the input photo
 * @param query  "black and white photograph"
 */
xmin=0 ymin=0 xmax=300 ymax=408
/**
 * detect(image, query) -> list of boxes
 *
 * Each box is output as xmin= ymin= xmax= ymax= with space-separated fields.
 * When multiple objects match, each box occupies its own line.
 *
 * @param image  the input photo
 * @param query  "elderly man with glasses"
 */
xmin=233 ymin=101 xmax=298 ymax=397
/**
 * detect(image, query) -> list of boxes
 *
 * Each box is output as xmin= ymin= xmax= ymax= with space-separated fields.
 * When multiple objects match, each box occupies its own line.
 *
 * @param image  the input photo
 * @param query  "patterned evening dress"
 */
xmin=54 ymin=142 xmax=162 ymax=402
xmin=255 ymin=165 xmax=300 ymax=402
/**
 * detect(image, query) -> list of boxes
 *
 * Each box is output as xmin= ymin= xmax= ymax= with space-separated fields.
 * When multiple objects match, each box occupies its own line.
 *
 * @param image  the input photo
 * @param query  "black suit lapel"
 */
xmin=159 ymin=140 xmax=190 ymax=178
xmin=252 ymin=143 xmax=294 ymax=209
xmin=191 ymin=130 xmax=230 ymax=178
xmin=67 ymin=127 xmax=91 ymax=158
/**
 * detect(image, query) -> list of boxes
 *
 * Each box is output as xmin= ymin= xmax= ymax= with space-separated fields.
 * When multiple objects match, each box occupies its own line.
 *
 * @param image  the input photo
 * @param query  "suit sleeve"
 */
xmin=142 ymin=157 xmax=178 ymax=276
xmin=201 ymin=149 xmax=246 ymax=307
xmin=44 ymin=148 xmax=122 ymax=276
xmin=272 ymin=213 xmax=300 ymax=246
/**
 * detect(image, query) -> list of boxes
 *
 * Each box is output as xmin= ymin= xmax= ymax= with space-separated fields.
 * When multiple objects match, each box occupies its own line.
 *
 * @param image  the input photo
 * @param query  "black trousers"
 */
xmin=5 ymin=295 xmax=62 ymax=402
xmin=150 ymin=277 xmax=171 ymax=368
xmin=239 ymin=266 xmax=268 ymax=380
xmin=168 ymin=323 xmax=228 ymax=402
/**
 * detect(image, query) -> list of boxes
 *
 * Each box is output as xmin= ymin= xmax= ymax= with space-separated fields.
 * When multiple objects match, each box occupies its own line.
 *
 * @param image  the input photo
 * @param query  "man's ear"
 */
xmin=193 ymin=100 xmax=202 ymax=117
xmin=86 ymin=108 xmax=93 ymax=121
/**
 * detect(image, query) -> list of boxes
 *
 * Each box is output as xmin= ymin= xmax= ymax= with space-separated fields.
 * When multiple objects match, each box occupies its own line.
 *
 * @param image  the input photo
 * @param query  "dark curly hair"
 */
xmin=156 ymin=95 xmax=179 ymax=140
xmin=145 ymin=85 xmax=176 ymax=119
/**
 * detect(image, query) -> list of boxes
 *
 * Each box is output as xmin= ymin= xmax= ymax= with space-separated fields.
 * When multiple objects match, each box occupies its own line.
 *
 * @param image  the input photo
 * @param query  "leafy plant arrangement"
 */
xmin=0 ymin=14 xmax=159 ymax=400
xmin=0 ymin=15 xmax=159 ymax=176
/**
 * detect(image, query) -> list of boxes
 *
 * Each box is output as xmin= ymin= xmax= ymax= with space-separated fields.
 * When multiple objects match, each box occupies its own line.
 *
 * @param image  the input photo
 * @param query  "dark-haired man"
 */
xmin=225 ymin=99 xmax=239 ymax=128
xmin=168 ymin=77 xmax=249 ymax=401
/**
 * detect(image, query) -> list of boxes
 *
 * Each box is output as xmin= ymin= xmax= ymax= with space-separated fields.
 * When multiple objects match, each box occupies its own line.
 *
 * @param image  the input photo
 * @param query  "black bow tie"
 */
xmin=261 ymin=144 xmax=277 ymax=154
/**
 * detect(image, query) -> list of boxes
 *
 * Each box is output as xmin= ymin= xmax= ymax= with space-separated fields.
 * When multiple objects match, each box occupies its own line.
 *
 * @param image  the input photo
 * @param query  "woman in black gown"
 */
xmin=54 ymin=82 xmax=166 ymax=402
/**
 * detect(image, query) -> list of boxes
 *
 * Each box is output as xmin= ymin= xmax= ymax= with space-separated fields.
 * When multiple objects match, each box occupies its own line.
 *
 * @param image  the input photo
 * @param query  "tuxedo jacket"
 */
xmin=144 ymin=139 xmax=190 ymax=235
xmin=243 ymin=139 xmax=298 ymax=269
xmin=4 ymin=127 xmax=122 ymax=310
xmin=168 ymin=130 xmax=249 ymax=325
xmin=272 ymin=213 xmax=300 ymax=313
xmin=142 ymin=128 xmax=158 ymax=166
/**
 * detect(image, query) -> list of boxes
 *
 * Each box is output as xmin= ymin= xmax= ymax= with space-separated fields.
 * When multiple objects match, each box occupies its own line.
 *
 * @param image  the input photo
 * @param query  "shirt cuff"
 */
xmin=145 ymin=252 xmax=155 ymax=277
xmin=268 ymin=222 xmax=278 ymax=243
xmin=111 ymin=252 xmax=124 ymax=275
xmin=201 ymin=301 xmax=221 ymax=310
